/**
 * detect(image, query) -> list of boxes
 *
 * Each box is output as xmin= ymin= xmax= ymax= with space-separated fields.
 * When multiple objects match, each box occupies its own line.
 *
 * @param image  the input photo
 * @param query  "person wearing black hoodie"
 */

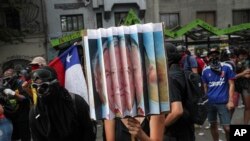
xmin=29 ymin=66 xmax=95 ymax=141
xmin=164 ymin=43 xmax=195 ymax=141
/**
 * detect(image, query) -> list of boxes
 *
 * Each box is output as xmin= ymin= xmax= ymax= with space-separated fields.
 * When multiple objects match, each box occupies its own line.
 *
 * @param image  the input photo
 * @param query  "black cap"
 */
xmin=32 ymin=66 xmax=57 ymax=82
xmin=165 ymin=43 xmax=182 ymax=63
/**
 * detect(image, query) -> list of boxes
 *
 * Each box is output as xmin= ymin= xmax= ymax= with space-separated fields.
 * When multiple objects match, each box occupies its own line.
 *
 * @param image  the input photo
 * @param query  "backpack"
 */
xmin=183 ymin=70 xmax=208 ymax=125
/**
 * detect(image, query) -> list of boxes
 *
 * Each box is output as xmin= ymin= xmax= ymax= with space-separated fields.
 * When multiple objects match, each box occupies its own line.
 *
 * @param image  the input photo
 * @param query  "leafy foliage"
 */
xmin=122 ymin=9 xmax=141 ymax=26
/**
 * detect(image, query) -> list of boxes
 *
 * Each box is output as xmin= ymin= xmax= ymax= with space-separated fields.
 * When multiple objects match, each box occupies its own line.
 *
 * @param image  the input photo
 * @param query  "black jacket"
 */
xmin=29 ymin=87 xmax=95 ymax=141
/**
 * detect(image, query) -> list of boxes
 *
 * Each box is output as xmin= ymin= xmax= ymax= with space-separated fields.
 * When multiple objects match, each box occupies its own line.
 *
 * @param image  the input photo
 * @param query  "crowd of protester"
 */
xmin=0 ymin=44 xmax=250 ymax=141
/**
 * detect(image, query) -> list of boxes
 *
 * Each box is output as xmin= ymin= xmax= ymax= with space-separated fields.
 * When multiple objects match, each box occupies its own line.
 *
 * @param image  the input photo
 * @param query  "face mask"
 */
xmin=209 ymin=57 xmax=221 ymax=73
xmin=30 ymin=64 xmax=40 ymax=71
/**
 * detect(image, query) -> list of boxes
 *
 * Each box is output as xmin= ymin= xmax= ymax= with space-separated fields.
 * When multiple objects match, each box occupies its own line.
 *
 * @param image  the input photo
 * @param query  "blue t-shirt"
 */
xmin=202 ymin=62 xmax=235 ymax=104
xmin=181 ymin=55 xmax=198 ymax=71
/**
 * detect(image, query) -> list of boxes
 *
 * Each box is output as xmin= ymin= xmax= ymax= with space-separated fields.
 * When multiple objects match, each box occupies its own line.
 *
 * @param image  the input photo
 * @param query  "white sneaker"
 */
xmin=237 ymin=105 xmax=245 ymax=108
xmin=218 ymin=127 xmax=223 ymax=131
xmin=221 ymin=129 xmax=225 ymax=134
xmin=205 ymin=124 xmax=210 ymax=129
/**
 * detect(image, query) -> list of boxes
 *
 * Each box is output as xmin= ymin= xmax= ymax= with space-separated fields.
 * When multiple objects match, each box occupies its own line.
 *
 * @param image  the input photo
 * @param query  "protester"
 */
xmin=0 ymin=104 xmax=13 ymax=141
xmin=22 ymin=56 xmax=47 ymax=105
xmin=164 ymin=43 xmax=195 ymax=141
xmin=221 ymin=48 xmax=240 ymax=119
xmin=202 ymin=48 xmax=235 ymax=141
xmin=195 ymin=49 xmax=206 ymax=75
xmin=0 ymin=79 xmax=13 ymax=141
xmin=177 ymin=45 xmax=198 ymax=73
xmin=235 ymin=48 xmax=250 ymax=124
xmin=29 ymin=66 xmax=96 ymax=141
xmin=2 ymin=67 xmax=31 ymax=141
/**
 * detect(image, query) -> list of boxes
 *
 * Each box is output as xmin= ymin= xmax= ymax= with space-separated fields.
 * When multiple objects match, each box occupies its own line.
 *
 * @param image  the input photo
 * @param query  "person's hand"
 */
xmin=244 ymin=69 xmax=250 ymax=78
xmin=242 ymin=69 xmax=250 ymax=78
xmin=3 ymin=88 xmax=16 ymax=96
xmin=22 ymin=81 xmax=31 ymax=92
xmin=22 ymin=81 xmax=29 ymax=88
xmin=127 ymin=117 xmax=143 ymax=139
xmin=227 ymin=101 xmax=234 ymax=110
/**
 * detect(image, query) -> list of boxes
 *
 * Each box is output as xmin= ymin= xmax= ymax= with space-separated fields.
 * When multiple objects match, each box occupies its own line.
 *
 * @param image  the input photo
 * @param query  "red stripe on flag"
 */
xmin=49 ymin=57 xmax=65 ymax=87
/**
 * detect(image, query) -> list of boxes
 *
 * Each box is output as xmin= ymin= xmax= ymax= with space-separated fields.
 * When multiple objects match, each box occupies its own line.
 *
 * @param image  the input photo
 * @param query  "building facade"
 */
xmin=45 ymin=0 xmax=147 ymax=60
xmin=0 ymin=0 xmax=47 ymax=74
xmin=1 ymin=0 xmax=250 ymax=73
xmin=158 ymin=0 xmax=250 ymax=30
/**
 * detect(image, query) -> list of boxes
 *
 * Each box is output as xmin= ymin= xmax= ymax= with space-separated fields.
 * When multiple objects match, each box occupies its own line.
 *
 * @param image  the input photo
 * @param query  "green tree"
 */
xmin=122 ymin=9 xmax=141 ymax=26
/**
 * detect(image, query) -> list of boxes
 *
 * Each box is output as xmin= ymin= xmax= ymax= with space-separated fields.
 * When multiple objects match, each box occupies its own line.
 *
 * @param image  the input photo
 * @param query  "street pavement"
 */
xmin=96 ymin=106 xmax=245 ymax=141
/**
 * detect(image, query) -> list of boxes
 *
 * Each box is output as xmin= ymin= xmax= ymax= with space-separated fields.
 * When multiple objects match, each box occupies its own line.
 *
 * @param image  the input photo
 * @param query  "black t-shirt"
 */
xmin=165 ymin=64 xmax=194 ymax=140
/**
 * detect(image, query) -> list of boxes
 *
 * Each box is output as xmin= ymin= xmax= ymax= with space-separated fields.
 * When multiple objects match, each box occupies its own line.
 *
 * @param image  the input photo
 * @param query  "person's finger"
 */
xmin=128 ymin=117 xmax=139 ymax=124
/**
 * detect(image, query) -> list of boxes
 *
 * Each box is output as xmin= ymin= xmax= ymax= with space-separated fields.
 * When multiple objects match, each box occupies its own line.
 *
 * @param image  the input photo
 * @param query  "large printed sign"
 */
xmin=83 ymin=23 xmax=170 ymax=120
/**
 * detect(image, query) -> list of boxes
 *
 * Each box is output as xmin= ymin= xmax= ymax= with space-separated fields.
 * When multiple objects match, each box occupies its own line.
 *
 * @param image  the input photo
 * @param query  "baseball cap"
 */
xmin=30 ymin=57 xmax=47 ymax=66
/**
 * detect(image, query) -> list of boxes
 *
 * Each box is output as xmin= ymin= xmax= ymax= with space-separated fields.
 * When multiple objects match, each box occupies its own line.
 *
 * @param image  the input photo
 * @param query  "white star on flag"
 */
xmin=66 ymin=53 xmax=72 ymax=63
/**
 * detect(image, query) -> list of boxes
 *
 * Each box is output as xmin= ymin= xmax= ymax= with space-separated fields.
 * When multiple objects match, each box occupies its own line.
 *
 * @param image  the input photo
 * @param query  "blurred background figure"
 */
xmin=220 ymin=48 xmax=239 ymax=119
xmin=164 ymin=43 xmax=195 ymax=141
xmin=177 ymin=45 xmax=198 ymax=73
xmin=195 ymin=49 xmax=206 ymax=76
xmin=235 ymin=48 xmax=250 ymax=124
xmin=1 ymin=66 xmax=31 ymax=141
xmin=0 ymin=76 xmax=13 ymax=141
xmin=22 ymin=56 xmax=47 ymax=105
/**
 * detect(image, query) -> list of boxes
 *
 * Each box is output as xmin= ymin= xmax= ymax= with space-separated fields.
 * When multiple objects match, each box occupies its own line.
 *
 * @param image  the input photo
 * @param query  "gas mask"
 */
xmin=2 ymin=76 xmax=18 ymax=89
xmin=209 ymin=57 xmax=221 ymax=73
xmin=31 ymin=67 xmax=58 ymax=99
xmin=31 ymin=79 xmax=57 ymax=98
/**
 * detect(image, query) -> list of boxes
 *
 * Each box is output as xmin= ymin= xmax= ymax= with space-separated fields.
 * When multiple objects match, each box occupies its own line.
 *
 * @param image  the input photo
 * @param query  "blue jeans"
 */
xmin=0 ymin=117 xmax=13 ymax=141
xmin=207 ymin=103 xmax=231 ymax=125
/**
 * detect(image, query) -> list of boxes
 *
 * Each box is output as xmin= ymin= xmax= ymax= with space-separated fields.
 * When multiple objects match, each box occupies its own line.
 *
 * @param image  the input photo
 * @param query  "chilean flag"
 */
xmin=49 ymin=45 xmax=88 ymax=103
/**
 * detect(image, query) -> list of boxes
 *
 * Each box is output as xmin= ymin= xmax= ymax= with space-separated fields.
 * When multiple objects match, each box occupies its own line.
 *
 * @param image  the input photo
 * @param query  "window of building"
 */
xmin=115 ymin=12 xmax=128 ymax=26
xmin=233 ymin=10 xmax=250 ymax=25
xmin=160 ymin=13 xmax=179 ymax=30
xmin=60 ymin=14 xmax=84 ymax=32
xmin=0 ymin=12 xmax=5 ymax=27
xmin=0 ymin=0 xmax=8 ymax=3
xmin=197 ymin=11 xmax=216 ymax=26
xmin=4 ymin=8 xmax=21 ymax=30
xmin=96 ymin=13 xmax=103 ymax=28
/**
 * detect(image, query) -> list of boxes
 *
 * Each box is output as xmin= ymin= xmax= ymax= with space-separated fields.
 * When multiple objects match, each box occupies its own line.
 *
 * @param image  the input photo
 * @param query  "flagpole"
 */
xmin=81 ymin=29 xmax=88 ymax=87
